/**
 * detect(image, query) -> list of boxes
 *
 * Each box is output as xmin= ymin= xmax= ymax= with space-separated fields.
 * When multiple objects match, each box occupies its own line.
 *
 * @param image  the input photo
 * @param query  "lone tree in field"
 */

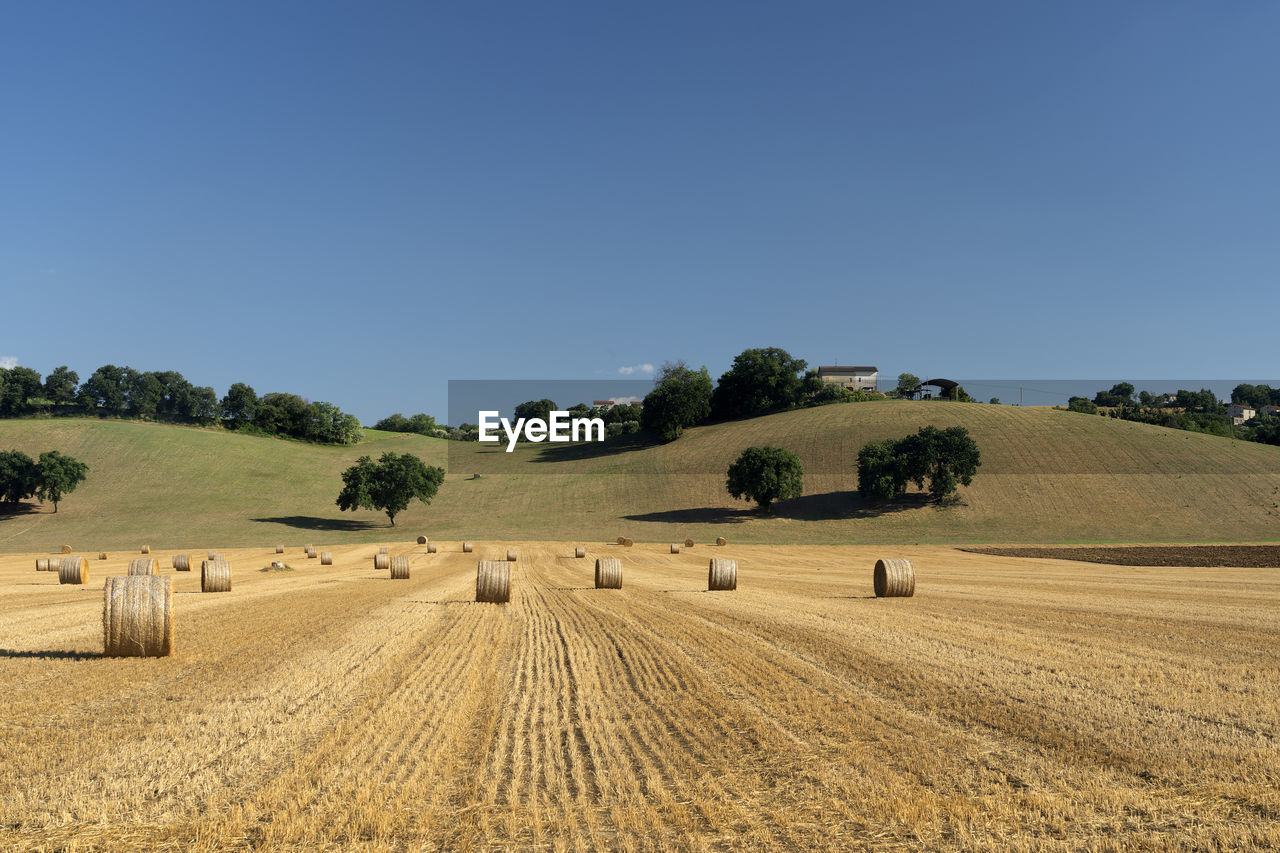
xmin=857 ymin=425 xmax=981 ymax=504
xmin=35 ymin=451 xmax=88 ymax=513
xmin=726 ymin=445 xmax=804 ymax=512
xmin=336 ymin=452 xmax=445 ymax=526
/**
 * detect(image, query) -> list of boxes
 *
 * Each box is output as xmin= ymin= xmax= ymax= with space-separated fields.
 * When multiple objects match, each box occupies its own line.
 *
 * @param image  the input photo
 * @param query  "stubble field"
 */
xmin=1 ymin=542 xmax=1277 ymax=851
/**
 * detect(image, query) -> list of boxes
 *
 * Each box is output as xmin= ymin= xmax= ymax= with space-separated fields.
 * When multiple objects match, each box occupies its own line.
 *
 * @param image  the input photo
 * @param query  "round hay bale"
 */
xmin=390 ymin=555 xmax=410 ymax=579
xmin=684 ymin=538 xmax=694 ymax=548
xmin=670 ymin=544 xmax=680 ymax=554
xmin=36 ymin=557 xmax=53 ymax=571
xmin=427 ymin=543 xmax=437 ymax=554
xmin=98 ymin=552 xmax=108 ymax=560
xmin=201 ymin=559 xmax=231 ymax=593
xmin=103 ymin=575 xmax=173 ymax=658
xmin=616 ymin=537 xmax=626 ymax=546
xmin=59 ymin=556 xmax=89 ymax=585
xmin=715 ymin=537 xmax=727 ymax=546
xmin=506 ymin=549 xmax=517 ymax=562
xmin=708 ymin=558 xmax=737 ymax=591
xmin=304 ymin=544 xmax=316 ymax=558
xmin=275 ymin=544 xmax=284 ymax=554
xmin=574 ymin=546 xmax=585 ymax=559
xmin=141 ymin=545 xmax=150 ymax=554
xmin=320 ymin=551 xmax=333 ymax=566
xmin=306 ymin=547 xmax=318 ymax=559
xmin=873 ymin=558 xmax=915 ymax=598
xmin=61 ymin=544 xmax=72 ymax=554
xmin=207 ymin=550 xmax=218 ymax=561
xmin=374 ymin=553 xmax=390 ymax=570
xmin=594 ymin=557 xmax=622 ymax=589
xmin=173 ymin=554 xmax=191 ymax=571
xmin=417 ymin=535 xmax=427 ymax=545
xmin=128 ymin=558 xmax=156 ymax=576
xmin=623 ymin=538 xmax=634 ymax=547
xmin=476 ymin=560 xmax=510 ymax=603
xmin=379 ymin=546 xmax=389 ymax=555
xmin=462 ymin=541 xmax=473 ymax=553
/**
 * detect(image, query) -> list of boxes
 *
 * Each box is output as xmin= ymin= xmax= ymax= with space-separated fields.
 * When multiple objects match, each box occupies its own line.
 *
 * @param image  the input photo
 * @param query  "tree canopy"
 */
xmin=35 ymin=450 xmax=89 ymax=513
xmin=857 ymin=425 xmax=981 ymax=503
xmin=725 ymin=445 xmax=804 ymax=511
xmin=710 ymin=348 xmax=808 ymax=420
xmin=642 ymin=362 xmax=713 ymax=441
xmin=336 ymin=452 xmax=445 ymax=526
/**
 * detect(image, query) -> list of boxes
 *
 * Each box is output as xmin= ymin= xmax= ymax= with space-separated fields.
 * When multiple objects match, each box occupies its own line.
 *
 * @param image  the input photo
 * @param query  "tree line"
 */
xmin=1066 ymin=382 xmax=1280 ymax=447
xmin=0 ymin=364 xmax=361 ymax=445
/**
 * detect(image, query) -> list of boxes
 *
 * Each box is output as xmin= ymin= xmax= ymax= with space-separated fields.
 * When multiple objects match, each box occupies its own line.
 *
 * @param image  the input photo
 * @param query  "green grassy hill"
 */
xmin=4 ymin=402 xmax=1280 ymax=551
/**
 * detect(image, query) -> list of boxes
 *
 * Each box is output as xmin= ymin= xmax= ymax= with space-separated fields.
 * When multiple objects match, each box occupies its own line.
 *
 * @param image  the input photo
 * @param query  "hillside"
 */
xmin=3 ymin=402 xmax=1280 ymax=551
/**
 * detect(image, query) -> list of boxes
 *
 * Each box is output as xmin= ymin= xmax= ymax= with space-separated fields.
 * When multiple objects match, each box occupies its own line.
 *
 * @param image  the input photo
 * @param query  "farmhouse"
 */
xmin=817 ymin=365 xmax=879 ymax=392
xmin=1228 ymin=404 xmax=1256 ymax=426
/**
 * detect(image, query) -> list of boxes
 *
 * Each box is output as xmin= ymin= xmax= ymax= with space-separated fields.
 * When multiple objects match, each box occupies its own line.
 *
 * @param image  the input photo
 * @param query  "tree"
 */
xmin=642 ymin=362 xmax=713 ymax=441
xmin=514 ymin=399 xmax=557 ymax=424
xmin=989 ymin=398 xmax=1000 ymax=405
xmin=44 ymin=366 xmax=80 ymax=408
xmin=336 ymin=452 xmax=445 ymax=526
xmin=221 ymin=382 xmax=259 ymax=426
xmin=856 ymin=438 xmax=910 ymax=502
xmin=78 ymin=364 xmax=129 ymax=413
xmin=35 ymin=450 xmax=88 ymax=513
xmin=725 ymin=445 xmax=804 ymax=512
xmin=0 ymin=366 xmax=42 ymax=416
xmin=857 ymin=426 xmax=981 ymax=504
xmin=0 ymin=450 xmax=39 ymax=505
xmin=1067 ymin=396 xmax=1098 ymax=414
xmin=710 ymin=348 xmax=808 ymax=420
xmin=895 ymin=373 xmax=921 ymax=398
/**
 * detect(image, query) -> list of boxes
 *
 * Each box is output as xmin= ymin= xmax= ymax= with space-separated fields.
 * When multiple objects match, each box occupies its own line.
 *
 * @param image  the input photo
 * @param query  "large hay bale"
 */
xmin=708 ymin=558 xmax=737 ymax=591
xmin=594 ymin=557 xmax=622 ymax=589
xmin=373 ymin=553 xmax=390 ymax=570
xmin=427 ymin=543 xmax=437 ymax=554
xmin=684 ymin=538 xmax=694 ymax=548
xmin=873 ymin=558 xmax=915 ymax=598
xmin=476 ymin=560 xmax=510 ymax=603
xmin=506 ymin=549 xmax=517 ymax=562
xmin=320 ymin=551 xmax=333 ymax=565
xmin=173 ymin=554 xmax=191 ymax=571
xmin=715 ymin=537 xmax=727 ymax=546
xmin=98 ymin=552 xmax=108 ymax=560
xmin=275 ymin=544 xmax=284 ymax=554
xmin=417 ymin=535 xmax=427 ymax=545
xmin=103 ymin=575 xmax=173 ymax=658
xmin=390 ymin=555 xmax=410 ymax=579
xmin=59 ymin=556 xmax=89 ymax=585
xmin=128 ymin=558 xmax=156 ymax=576
xmin=61 ymin=544 xmax=72 ymax=554
xmin=140 ymin=545 xmax=150 ymax=554
xmin=670 ymin=544 xmax=680 ymax=554
xmin=623 ymin=538 xmax=634 ymax=547
xmin=575 ymin=546 xmax=585 ymax=559
xmin=462 ymin=541 xmax=473 ymax=553
xmin=201 ymin=559 xmax=231 ymax=593
xmin=35 ymin=557 xmax=53 ymax=571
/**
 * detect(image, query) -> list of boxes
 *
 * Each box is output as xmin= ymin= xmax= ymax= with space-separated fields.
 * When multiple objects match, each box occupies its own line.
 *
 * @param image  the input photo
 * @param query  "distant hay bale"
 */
xmin=462 ymin=541 xmax=473 ymax=553
xmin=417 ymin=536 xmax=427 ymax=545
xmin=207 ymin=550 xmax=218 ymax=561
xmin=427 ymin=543 xmax=437 ymax=554
xmin=201 ymin=559 xmax=231 ymax=593
xmin=476 ymin=560 xmax=510 ymax=603
xmin=304 ymin=544 xmax=316 ymax=558
xmin=684 ymin=538 xmax=694 ymax=548
xmin=379 ymin=546 xmax=389 ymax=555
xmin=141 ymin=545 xmax=150 ymax=554
xmin=35 ymin=558 xmax=53 ymax=571
xmin=616 ymin=537 xmax=626 ymax=545
xmin=390 ymin=555 xmax=410 ymax=579
xmin=98 ymin=552 xmax=108 ymax=560
xmin=61 ymin=544 xmax=72 ymax=554
xmin=594 ymin=557 xmax=622 ymax=589
xmin=715 ymin=537 xmax=727 ymax=546
xmin=320 ymin=552 xmax=333 ymax=565
xmin=506 ymin=549 xmax=517 ymax=562
xmin=374 ymin=553 xmax=390 ymax=570
xmin=873 ymin=558 xmax=916 ymax=598
xmin=670 ymin=544 xmax=680 ymax=554
xmin=275 ymin=544 xmax=284 ymax=554
xmin=623 ymin=538 xmax=634 ymax=547
xmin=575 ymin=546 xmax=585 ymax=559
xmin=128 ymin=558 xmax=156 ymax=576
xmin=173 ymin=554 xmax=191 ymax=571
xmin=103 ymin=575 xmax=173 ymax=658
xmin=59 ymin=556 xmax=89 ymax=585
xmin=708 ymin=558 xmax=737 ymax=591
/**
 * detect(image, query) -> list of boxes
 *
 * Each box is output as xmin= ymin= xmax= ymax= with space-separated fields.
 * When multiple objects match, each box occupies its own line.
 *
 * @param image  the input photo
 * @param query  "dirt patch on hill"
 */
xmin=962 ymin=545 xmax=1280 ymax=568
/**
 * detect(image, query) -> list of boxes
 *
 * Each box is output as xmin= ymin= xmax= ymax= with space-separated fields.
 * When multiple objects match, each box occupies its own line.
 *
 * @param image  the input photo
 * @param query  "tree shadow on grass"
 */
xmin=526 ymin=430 xmax=661 ymax=463
xmin=623 ymin=491 xmax=937 ymax=524
xmin=0 ymin=502 xmax=41 ymax=520
xmin=0 ymin=648 xmax=103 ymax=660
xmin=250 ymin=516 xmax=383 ymax=532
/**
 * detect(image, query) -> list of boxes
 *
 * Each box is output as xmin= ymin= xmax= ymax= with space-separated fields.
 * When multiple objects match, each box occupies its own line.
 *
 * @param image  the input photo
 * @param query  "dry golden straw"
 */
xmin=304 ymin=544 xmax=316 ymax=558
xmin=462 ymin=541 xmax=474 ymax=553
xmin=616 ymin=537 xmax=626 ymax=546
xmin=320 ymin=552 xmax=333 ymax=565
xmin=623 ymin=538 xmax=634 ymax=547
xmin=873 ymin=558 xmax=916 ymax=598
xmin=426 ymin=543 xmax=437 ymax=554
xmin=373 ymin=553 xmax=390 ymax=570
xmin=506 ymin=549 xmax=517 ymax=562
xmin=59 ymin=556 xmax=89 ymax=585
xmin=201 ymin=559 xmax=232 ymax=593
xmin=35 ymin=558 xmax=53 ymax=572
xmin=716 ymin=537 xmax=728 ymax=546
xmin=275 ymin=544 xmax=284 ymax=554
xmin=390 ymin=556 xmax=410 ymax=579
xmin=173 ymin=554 xmax=191 ymax=571
xmin=670 ymin=544 xmax=680 ymax=554
xmin=417 ymin=536 xmax=427 ymax=545
xmin=594 ymin=557 xmax=623 ymax=589
xmin=141 ymin=545 xmax=150 ymax=554
xmin=128 ymin=558 xmax=156 ymax=576
xmin=684 ymin=538 xmax=694 ymax=548
xmin=575 ymin=546 xmax=586 ymax=558
xmin=61 ymin=544 xmax=72 ymax=554
xmin=708 ymin=558 xmax=737 ymax=591
xmin=475 ymin=560 xmax=510 ymax=603
xmin=98 ymin=552 xmax=108 ymax=560
xmin=103 ymin=575 xmax=173 ymax=658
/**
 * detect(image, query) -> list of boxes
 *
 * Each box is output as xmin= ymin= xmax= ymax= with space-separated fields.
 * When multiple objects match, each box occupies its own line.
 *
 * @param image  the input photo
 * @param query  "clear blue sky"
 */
xmin=3 ymin=2 xmax=1276 ymax=423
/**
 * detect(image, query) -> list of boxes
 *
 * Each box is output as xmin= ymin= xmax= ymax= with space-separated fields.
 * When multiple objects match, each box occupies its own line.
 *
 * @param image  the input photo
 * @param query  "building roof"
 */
xmin=921 ymin=378 xmax=960 ymax=391
xmin=817 ymin=365 xmax=878 ymax=373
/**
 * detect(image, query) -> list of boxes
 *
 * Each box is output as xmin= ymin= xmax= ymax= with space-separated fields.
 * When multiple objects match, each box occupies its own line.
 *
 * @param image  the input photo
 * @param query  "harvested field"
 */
xmin=964 ymin=544 xmax=1280 ymax=567
xmin=0 ymin=542 xmax=1278 ymax=851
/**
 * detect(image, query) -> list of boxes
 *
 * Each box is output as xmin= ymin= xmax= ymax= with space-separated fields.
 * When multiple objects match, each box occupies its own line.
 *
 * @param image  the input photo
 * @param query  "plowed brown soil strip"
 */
xmin=1 ymin=542 xmax=1277 ymax=851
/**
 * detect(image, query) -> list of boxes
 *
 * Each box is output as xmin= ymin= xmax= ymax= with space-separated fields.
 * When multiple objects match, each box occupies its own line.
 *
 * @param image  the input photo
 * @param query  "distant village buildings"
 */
xmin=816 ymin=366 xmax=879 ymax=393
xmin=1228 ymin=403 xmax=1255 ymax=426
